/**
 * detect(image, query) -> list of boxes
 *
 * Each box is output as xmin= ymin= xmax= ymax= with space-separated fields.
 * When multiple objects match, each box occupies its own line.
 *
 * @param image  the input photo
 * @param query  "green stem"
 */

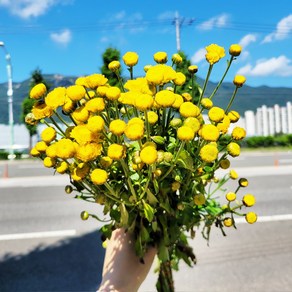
xmin=225 ymin=87 xmax=239 ymax=114
xmin=160 ymin=141 xmax=185 ymax=181
xmin=209 ymin=56 xmax=234 ymax=101
xmin=144 ymin=110 xmax=151 ymax=141
xmin=120 ymin=159 xmax=137 ymax=201
xmin=54 ymin=110 xmax=71 ymax=128
xmin=197 ymin=64 xmax=213 ymax=106
xmin=48 ymin=117 xmax=66 ymax=136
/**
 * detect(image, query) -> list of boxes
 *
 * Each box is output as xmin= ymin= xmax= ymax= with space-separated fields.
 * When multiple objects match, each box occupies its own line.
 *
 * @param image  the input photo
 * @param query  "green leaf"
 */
xmin=177 ymin=150 xmax=194 ymax=171
xmin=120 ymin=203 xmax=129 ymax=226
xmin=146 ymin=189 xmax=159 ymax=205
xmin=142 ymin=200 xmax=155 ymax=222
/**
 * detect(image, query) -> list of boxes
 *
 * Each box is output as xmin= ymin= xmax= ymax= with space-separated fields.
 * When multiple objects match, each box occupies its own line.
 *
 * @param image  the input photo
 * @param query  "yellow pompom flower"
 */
xmin=86 ymin=74 xmax=108 ymax=89
xmin=96 ymin=85 xmax=109 ymax=97
xmin=171 ymin=53 xmax=182 ymax=64
xmin=71 ymin=106 xmax=90 ymax=123
xmin=30 ymin=147 xmax=40 ymax=157
xmin=100 ymin=156 xmax=113 ymax=168
xmin=177 ymin=126 xmax=195 ymax=141
xmin=229 ymin=44 xmax=242 ymax=57
xmin=229 ymin=169 xmax=238 ymax=179
xmin=181 ymin=92 xmax=192 ymax=101
xmin=228 ymin=111 xmax=240 ymax=123
xmin=227 ymin=142 xmax=241 ymax=157
xmin=188 ymin=65 xmax=198 ymax=74
xmin=155 ymin=90 xmax=176 ymax=107
xmin=56 ymin=161 xmax=69 ymax=174
xmin=75 ymin=142 xmax=102 ymax=162
xmin=232 ymin=127 xmax=246 ymax=140
xmin=183 ymin=117 xmax=201 ymax=133
xmin=124 ymin=123 xmax=144 ymax=141
xmin=208 ymin=106 xmax=225 ymax=123
xmin=242 ymin=194 xmax=256 ymax=207
xmin=233 ymin=75 xmax=246 ymax=88
xmin=66 ymin=85 xmax=86 ymax=101
xmin=201 ymin=98 xmax=213 ymax=109
xmin=146 ymin=64 xmax=176 ymax=85
xmin=223 ymin=218 xmax=233 ymax=227
xmin=106 ymin=86 xmax=121 ymax=101
xmin=30 ymin=83 xmax=47 ymax=99
xmin=45 ymin=143 xmax=57 ymax=158
xmin=108 ymin=60 xmax=121 ymax=72
xmin=154 ymin=51 xmax=168 ymax=64
xmin=90 ymin=168 xmax=108 ymax=185
xmin=200 ymin=124 xmax=220 ymax=142
xmin=107 ymin=144 xmax=125 ymax=160
xmin=173 ymin=72 xmax=186 ymax=86
xmin=179 ymin=102 xmax=200 ymax=118
xmin=75 ymin=76 xmax=89 ymax=87
xmin=87 ymin=116 xmax=105 ymax=133
xmin=122 ymin=51 xmax=139 ymax=67
xmin=134 ymin=93 xmax=154 ymax=111
xmin=147 ymin=111 xmax=158 ymax=125
xmin=35 ymin=141 xmax=48 ymax=152
xmin=140 ymin=145 xmax=158 ymax=165
xmin=245 ymin=212 xmax=257 ymax=224
xmin=43 ymin=156 xmax=56 ymax=168
xmin=109 ymin=119 xmax=127 ymax=136
xmin=71 ymin=163 xmax=90 ymax=181
xmin=41 ymin=127 xmax=56 ymax=144
xmin=239 ymin=178 xmax=249 ymax=187
xmin=45 ymin=87 xmax=66 ymax=110
xmin=205 ymin=44 xmax=225 ymax=65
xmin=85 ymin=97 xmax=105 ymax=113
xmin=172 ymin=94 xmax=184 ymax=109
xmin=124 ymin=77 xmax=154 ymax=95
xmin=199 ymin=144 xmax=219 ymax=163
xmin=226 ymin=192 xmax=236 ymax=202
xmin=219 ymin=158 xmax=230 ymax=169
xmin=194 ymin=194 xmax=206 ymax=206
xmin=62 ymin=97 xmax=75 ymax=114
xmin=56 ymin=138 xmax=76 ymax=159
xmin=217 ymin=115 xmax=231 ymax=134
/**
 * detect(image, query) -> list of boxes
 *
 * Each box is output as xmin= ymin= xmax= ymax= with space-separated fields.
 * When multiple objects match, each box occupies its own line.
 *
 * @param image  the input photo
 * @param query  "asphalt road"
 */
xmin=0 ymin=151 xmax=292 ymax=292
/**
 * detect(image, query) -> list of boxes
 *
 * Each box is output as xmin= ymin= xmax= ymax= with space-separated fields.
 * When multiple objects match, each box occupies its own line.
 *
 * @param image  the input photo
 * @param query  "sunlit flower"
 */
xmin=30 ymin=83 xmax=47 ymax=99
xmin=179 ymin=102 xmax=200 ymax=118
xmin=86 ymin=74 xmax=108 ymax=89
xmin=56 ymin=161 xmax=69 ymax=174
xmin=134 ymin=93 xmax=154 ymax=111
xmin=177 ymin=126 xmax=195 ymax=141
xmin=75 ymin=142 xmax=102 ymax=162
xmin=124 ymin=123 xmax=144 ymax=141
xmin=43 ymin=156 xmax=56 ymax=168
xmin=205 ymin=44 xmax=225 ymax=65
xmin=154 ymin=51 xmax=168 ymax=64
xmin=35 ymin=141 xmax=48 ymax=152
xmin=201 ymin=98 xmax=213 ymax=109
xmin=155 ymin=90 xmax=176 ymax=107
xmin=199 ymin=144 xmax=219 ymax=162
xmin=183 ymin=117 xmax=201 ymax=133
xmin=109 ymin=119 xmax=127 ymax=136
xmin=41 ymin=127 xmax=56 ymax=144
xmin=232 ymin=127 xmax=246 ymax=140
xmin=107 ymin=144 xmax=125 ymax=160
xmin=188 ymin=65 xmax=198 ymax=74
xmin=173 ymin=72 xmax=186 ymax=86
xmin=217 ymin=115 xmax=230 ymax=134
xmin=123 ymin=51 xmax=139 ymax=67
xmin=85 ymin=97 xmax=105 ymax=113
xmin=223 ymin=218 xmax=233 ymax=227
xmin=229 ymin=169 xmax=238 ymax=180
xmin=227 ymin=142 xmax=241 ymax=157
xmin=140 ymin=145 xmax=158 ymax=165
xmin=124 ymin=77 xmax=154 ymax=95
xmin=245 ymin=212 xmax=257 ymax=224
xmin=100 ymin=156 xmax=113 ymax=168
xmin=86 ymin=116 xmax=105 ymax=133
xmin=233 ymin=75 xmax=246 ymax=88
xmin=229 ymin=44 xmax=242 ymax=57
xmin=55 ymin=138 xmax=76 ymax=159
xmin=147 ymin=111 xmax=158 ymax=125
xmin=90 ymin=168 xmax=108 ymax=185
xmin=32 ymin=101 xmax=53 ymax=120
xmin=208 ymin=106 xmax=225 ymax=122
xmin=239 ymin=178 xmax=249 ymax=187
xmin=30 ymin=147 xmax=40 ymax=157
xmin=171 ymin=53 xmax=182 ymax=64
xmin=45 ymin=87 xmax=66 ymax=110
xmin=106 ymin=86 xmax=121 ymax=101
xmin=242 ymin=194 xmax=256 ymax=207
xmin=71 ymin=106 xmax=90 ymax=123
xmin=66 ymin=85 xmax=86 ymax=101
xmin=228 ymin=111 xmax=240 ymax=123
xmin=108 ymin=61 xmax=121 ymax=72
xmin=200 ymin=124 xmax=220 ymax=142
xmin=226 ymin=192 xmax=236 ymax=202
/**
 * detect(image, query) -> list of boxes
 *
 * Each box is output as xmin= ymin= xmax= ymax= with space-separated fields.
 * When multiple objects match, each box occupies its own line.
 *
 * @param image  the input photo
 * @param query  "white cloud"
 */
xmin=191 ymin=48 xmax=205 ymax=64
xmin=239 ymin=34 xmax=257 ymax=48
xmin=0 ymin=0 xmax=63 ymax=19
xmin=50 ymin=29 xmax=72 ymax=46
xmin=263 ymin=14 xmax=292 ymax=43
xmin=237 ymin=55 xmax=292 ymax=77
xmin=197 ymin=14 xmax=229 ymax=31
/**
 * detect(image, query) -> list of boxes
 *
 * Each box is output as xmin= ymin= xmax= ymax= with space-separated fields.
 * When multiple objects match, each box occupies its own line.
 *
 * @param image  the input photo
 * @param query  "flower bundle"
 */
xmin=27 ymin=43 xmax=256 ymax=291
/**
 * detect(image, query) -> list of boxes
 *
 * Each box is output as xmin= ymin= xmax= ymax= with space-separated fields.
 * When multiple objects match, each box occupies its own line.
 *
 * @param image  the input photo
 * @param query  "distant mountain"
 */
xmin=0 ymin=74 xmax=291 ymax=124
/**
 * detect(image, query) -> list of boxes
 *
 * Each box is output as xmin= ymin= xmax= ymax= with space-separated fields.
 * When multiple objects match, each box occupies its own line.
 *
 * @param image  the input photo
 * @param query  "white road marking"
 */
xmin=0 ymin=229 xmax=77 ymax=241
xmin=235 ymin=214 xmax=292 ymax=224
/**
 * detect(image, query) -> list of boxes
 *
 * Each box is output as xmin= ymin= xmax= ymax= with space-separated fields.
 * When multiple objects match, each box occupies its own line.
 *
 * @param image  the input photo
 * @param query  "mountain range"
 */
xmin=0 ymin=74 xmax=291 ymax=124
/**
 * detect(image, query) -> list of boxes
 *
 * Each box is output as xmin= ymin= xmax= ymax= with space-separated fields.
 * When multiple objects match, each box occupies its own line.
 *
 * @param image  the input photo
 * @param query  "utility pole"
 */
xmin=173 ymin=12 xmax=195 ymax=52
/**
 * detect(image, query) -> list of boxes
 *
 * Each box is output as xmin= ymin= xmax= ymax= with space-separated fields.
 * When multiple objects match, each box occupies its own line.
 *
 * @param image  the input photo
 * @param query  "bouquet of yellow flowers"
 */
xmin=26 ymin=43 xmax=257 ymax=291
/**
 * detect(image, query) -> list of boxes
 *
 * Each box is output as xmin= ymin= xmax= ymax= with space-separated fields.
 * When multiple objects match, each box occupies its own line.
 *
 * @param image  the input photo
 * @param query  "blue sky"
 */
xmin=0 ymin=0 xmax=292 ymax=88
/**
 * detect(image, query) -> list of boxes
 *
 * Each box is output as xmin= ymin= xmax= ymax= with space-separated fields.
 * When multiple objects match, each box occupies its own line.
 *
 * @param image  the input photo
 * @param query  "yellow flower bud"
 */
xmin=229 ymin=44 xmax=242 ymax=57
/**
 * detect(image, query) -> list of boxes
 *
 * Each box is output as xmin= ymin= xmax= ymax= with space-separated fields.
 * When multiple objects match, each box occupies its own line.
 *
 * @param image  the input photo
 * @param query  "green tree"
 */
xmin=21 ymin=69 xmax=49 ymax=151
xmin=175 ymin=51 xmax=201 ymax=102
xmin=100 ymin=47 xmax=121 ymax=87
